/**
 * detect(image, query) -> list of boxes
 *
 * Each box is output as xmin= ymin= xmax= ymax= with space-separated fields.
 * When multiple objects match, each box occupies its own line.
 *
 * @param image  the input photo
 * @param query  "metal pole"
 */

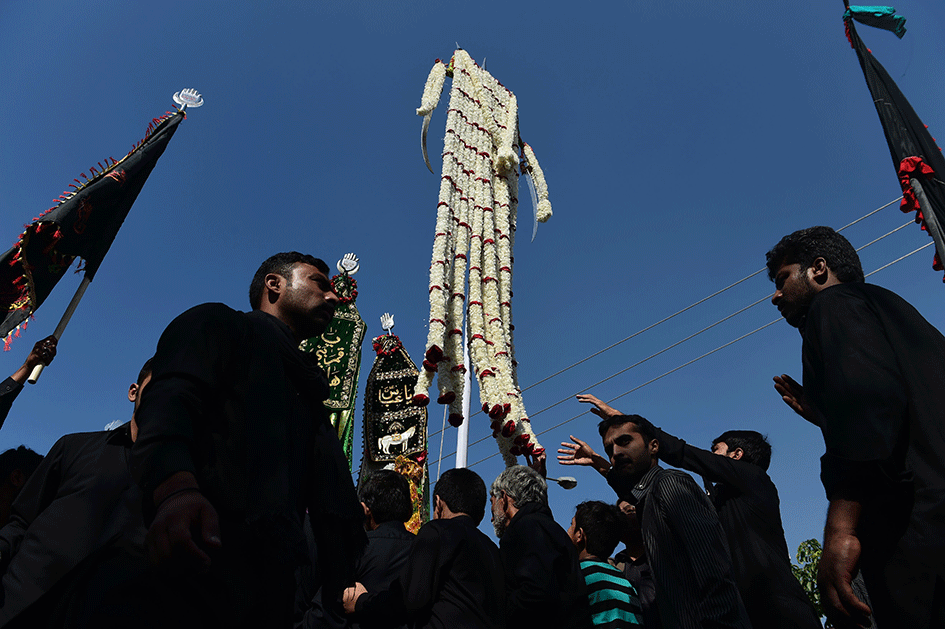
xmin=28 ymin=275 xmax=92 ymax=384
xmin=910 ymin=178 xmax=945 ymax=271
xmin=455 ymin=324 xmax=471 ymax=468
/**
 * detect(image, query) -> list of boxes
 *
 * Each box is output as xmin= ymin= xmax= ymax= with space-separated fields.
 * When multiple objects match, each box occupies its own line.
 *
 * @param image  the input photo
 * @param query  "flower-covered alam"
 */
xmin=413 ymin=49 xmax=553 ymax=466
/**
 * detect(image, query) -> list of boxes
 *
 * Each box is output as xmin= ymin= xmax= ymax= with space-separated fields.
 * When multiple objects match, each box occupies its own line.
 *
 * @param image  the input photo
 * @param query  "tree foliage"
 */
xmin=792 ymin=538 xmax=831 ymax=627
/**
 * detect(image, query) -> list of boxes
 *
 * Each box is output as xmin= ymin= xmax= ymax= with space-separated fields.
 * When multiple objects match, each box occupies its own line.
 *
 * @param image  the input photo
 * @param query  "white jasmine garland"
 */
xmin=417 ymin=48 xmax=552 ymax=463
xmin=417 ymin=61 xmax=447 ymax=117
xmin=523 ymin=143 xmax=552 ymax=222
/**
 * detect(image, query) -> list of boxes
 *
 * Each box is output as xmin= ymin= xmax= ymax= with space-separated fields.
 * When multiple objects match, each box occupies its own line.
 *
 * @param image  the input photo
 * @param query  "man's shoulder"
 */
xmin=168 ymin=302 xmax=244 ymax=328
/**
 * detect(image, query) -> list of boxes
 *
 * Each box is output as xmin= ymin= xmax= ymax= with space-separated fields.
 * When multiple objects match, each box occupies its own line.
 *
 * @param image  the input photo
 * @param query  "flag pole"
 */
xmin=28 ymin=275 xmax=92 ymax=383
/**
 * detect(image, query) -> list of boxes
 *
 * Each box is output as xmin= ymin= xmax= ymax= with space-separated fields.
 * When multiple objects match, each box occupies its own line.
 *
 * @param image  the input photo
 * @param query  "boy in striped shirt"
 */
xmin=568 ymin=501 xmax=644 ymax=628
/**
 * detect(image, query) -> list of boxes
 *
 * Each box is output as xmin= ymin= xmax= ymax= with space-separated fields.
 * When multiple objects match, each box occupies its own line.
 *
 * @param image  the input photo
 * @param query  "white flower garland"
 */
xmin=416 ymin=50 xmax=553 ymax=463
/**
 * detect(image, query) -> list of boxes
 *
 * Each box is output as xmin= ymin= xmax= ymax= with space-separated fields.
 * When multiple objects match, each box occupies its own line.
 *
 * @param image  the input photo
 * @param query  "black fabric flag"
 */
xmin=844 ymin=11 xmax=945 ymax=280
xmin=0 ymin=110 xmax=184 ymax=344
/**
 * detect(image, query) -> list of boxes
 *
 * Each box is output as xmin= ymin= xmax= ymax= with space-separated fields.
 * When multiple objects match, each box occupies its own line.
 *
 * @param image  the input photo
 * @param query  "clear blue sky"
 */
xmin=2 ymin=1 xmax=944 ymax=556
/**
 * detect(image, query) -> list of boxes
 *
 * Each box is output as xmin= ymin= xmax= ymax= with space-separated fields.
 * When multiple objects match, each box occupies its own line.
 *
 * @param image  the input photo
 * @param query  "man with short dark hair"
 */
xmin=0 ymin=358 xmax=153 ymax=627
xmin=130 ymin=251 xmax=365 ymax=629
xmin=310 ymin=470 xmax=415 ymax=629
xmin=768 ymin=225 xmax=945 ymax=627
xmin=346 ymin=467 xmax=504 ymax=629
xmin=563 ymin=398 xmax=821 ymax=628
xmin=491 ymin=465 xmax=592 ymax=629
xmin=594 ymin=414 xmax=750 ymax=629
xmin=568 ymin=501 xmax=643 ymax=627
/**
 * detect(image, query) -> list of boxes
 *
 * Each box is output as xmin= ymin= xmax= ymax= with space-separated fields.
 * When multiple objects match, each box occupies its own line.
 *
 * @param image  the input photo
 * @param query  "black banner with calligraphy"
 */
xmin=359 ymin=334 xmax=429 ymax=532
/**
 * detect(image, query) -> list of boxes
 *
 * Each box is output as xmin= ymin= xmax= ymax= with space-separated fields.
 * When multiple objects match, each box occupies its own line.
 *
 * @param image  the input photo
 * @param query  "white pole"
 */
xmin=455 ymin=325 xmax=471 ymax=468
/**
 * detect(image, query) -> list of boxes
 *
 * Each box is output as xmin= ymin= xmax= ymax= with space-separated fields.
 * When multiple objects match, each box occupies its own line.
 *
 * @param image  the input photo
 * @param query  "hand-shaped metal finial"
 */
xmin=380 ymin=313 xmax=395 ymax=334
xmin=173 ymin=88 xmax=204 ymax=110
xmin=337 ymin=253 xmax=360 ymax=275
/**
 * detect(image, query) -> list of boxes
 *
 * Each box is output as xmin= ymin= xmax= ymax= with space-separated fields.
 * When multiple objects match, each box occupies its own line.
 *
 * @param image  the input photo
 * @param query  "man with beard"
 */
xmin=562 ymin=397 xmax=822 ymax=629
xmin=598 ymin=414 xmax=750 ymax=629
xmin=127 ymin=252 xmax=366 ymax=629
xmin=769 ymin=226 xmax=945 ymax=628
xmin=490 ymin=465 xmax=592 ymax=629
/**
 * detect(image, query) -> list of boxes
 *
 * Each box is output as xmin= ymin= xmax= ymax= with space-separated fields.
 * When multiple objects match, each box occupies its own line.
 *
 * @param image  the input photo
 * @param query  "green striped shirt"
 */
xmin=580 ymin=560 xmax=644 ymax=628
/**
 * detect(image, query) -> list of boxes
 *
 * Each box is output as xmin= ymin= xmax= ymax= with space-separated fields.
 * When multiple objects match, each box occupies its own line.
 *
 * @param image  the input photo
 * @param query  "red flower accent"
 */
xmin=509 ymin=446 xmax=522 ymax=456
xmin=412 ymin=394 xmax=430 ymax=407
xmin=501 ymin=421 xmax=516 ymax=437
xmin=414 ymin=450 xmax=428 ymax=464
xmin=426 ymin=345 xmax=444 ymax=363
xmin=422 ymin=360 xmax=437 ymax=372
xmin=437 ymin=391 xmax=456 ymax=405
xmin=448 ymin=413 xmax=464 ymax=427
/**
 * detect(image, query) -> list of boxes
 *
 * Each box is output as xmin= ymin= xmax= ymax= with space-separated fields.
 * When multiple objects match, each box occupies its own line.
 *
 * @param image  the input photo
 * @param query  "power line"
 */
xmin=429 ymin=208 xmax=908 ymax=445
xmin=462 ymin=239 xmax=930 ymax=470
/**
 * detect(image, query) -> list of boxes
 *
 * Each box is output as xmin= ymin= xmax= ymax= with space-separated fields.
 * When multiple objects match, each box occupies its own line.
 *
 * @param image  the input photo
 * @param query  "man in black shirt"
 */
xmin=491 ymin=464 xmax=592 ymax=629
xmin=130 ymin=252 xmax=365 ymax=629
xmin=768 ymin=226 xmax=945 ymax=628
xmin=0 ymin=358 xmax=152 ymax=627
xmin=345 ymin=467 xmax=504 ymax=629
xmin=314 ymin=469 xmax=414 ymax=629
xmin=593 ymin=414 xmax=751 ymax=628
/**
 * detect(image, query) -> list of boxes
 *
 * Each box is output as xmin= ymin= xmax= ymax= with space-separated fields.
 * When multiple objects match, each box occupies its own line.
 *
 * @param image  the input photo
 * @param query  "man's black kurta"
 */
xmin=131 ymin=303 xmax=364 ymax=627
xmin=499 ymin=502 xmax=592 ymax=629
xmin=802 ymin=282 xmax=945 ymax=626
xmin=609 ymin=464 xmax=751 ymax=629
xmin=657 ymin=429 xmax=821 ymax=628
xmin=0 ymin=424 xmax=144 ymax=627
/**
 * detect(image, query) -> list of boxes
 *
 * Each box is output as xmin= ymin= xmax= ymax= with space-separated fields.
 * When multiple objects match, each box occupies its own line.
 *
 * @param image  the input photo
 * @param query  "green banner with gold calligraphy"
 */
xmin=300 ymin=271 xmax=365 ymax=467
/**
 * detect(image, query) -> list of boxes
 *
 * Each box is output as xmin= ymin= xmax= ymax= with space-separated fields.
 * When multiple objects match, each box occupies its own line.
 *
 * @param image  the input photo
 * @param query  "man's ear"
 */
xmin=809 ymin=257 xmax=830 ymax=285
xmin=574 ymin=526 xmax=586 ymax=548
xmin=648 ymin=439 xmax=660 ymax=456
xmin=264 ymin=273 xmax=286 ymax=303
xmin=730 ymin=448 xmax=744 ymax=461
xmin=128 ymin=383 xmax=139 ymax=404
xmin=433 ymin=495 xmax=443 ymax=519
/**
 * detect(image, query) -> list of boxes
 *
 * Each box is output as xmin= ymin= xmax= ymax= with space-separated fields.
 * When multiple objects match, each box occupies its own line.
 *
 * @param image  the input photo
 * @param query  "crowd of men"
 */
xmin=0 ymin=226 xmax=938 ymax=628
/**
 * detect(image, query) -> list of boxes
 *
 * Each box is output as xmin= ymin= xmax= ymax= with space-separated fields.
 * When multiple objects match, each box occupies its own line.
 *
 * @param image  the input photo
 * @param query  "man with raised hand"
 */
xmin=0 ymin=336 xmax=57 ymax=430
xmin=768 ymin=226 xmax=945 ymax=628
xmin=563 ymin=395 xmax=821 ymax=629
xmin=579 ymin=412 xmax=750 ymax=628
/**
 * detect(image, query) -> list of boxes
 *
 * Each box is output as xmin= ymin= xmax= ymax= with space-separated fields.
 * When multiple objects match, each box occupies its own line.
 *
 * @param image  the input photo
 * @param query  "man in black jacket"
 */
xmin=490 ymin=465 xmax=592 ymax=629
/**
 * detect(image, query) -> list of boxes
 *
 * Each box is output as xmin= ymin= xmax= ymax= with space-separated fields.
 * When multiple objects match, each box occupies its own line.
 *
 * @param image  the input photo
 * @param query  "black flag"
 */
xmin=0 ymin=110 xmax=184 ymax=345
xmin=845 ymin=9 xmax=945 ymax=280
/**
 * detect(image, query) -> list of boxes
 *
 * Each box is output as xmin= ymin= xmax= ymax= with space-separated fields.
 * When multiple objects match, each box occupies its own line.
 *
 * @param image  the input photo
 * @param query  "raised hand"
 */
xmin=575 ymin=393 xmax=622 ymax=418
xmin=773 ymin=374 xmax=819 ymax=427
xmin=557 ymin=435 xmax=611 ymax=477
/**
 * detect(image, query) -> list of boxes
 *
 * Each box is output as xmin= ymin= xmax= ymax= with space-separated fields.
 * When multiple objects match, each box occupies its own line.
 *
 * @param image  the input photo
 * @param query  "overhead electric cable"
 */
xmin=462 ymin=240 xmax=931 ymax=470
xmin=426 ymin=199 xmax=905 ymax=442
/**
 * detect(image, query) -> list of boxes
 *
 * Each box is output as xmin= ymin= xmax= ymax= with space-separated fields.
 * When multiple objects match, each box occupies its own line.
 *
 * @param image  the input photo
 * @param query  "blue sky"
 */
xmin=2 ymin=1 xmax=944 ymax=556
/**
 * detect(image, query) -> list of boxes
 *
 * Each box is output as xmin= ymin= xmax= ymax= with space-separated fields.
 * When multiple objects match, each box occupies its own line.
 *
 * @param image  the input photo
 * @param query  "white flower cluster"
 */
xmin=523 ymin=143 xmax=552 ymax=222
xmin=414 ymin=50 xmax=552 ymax=465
